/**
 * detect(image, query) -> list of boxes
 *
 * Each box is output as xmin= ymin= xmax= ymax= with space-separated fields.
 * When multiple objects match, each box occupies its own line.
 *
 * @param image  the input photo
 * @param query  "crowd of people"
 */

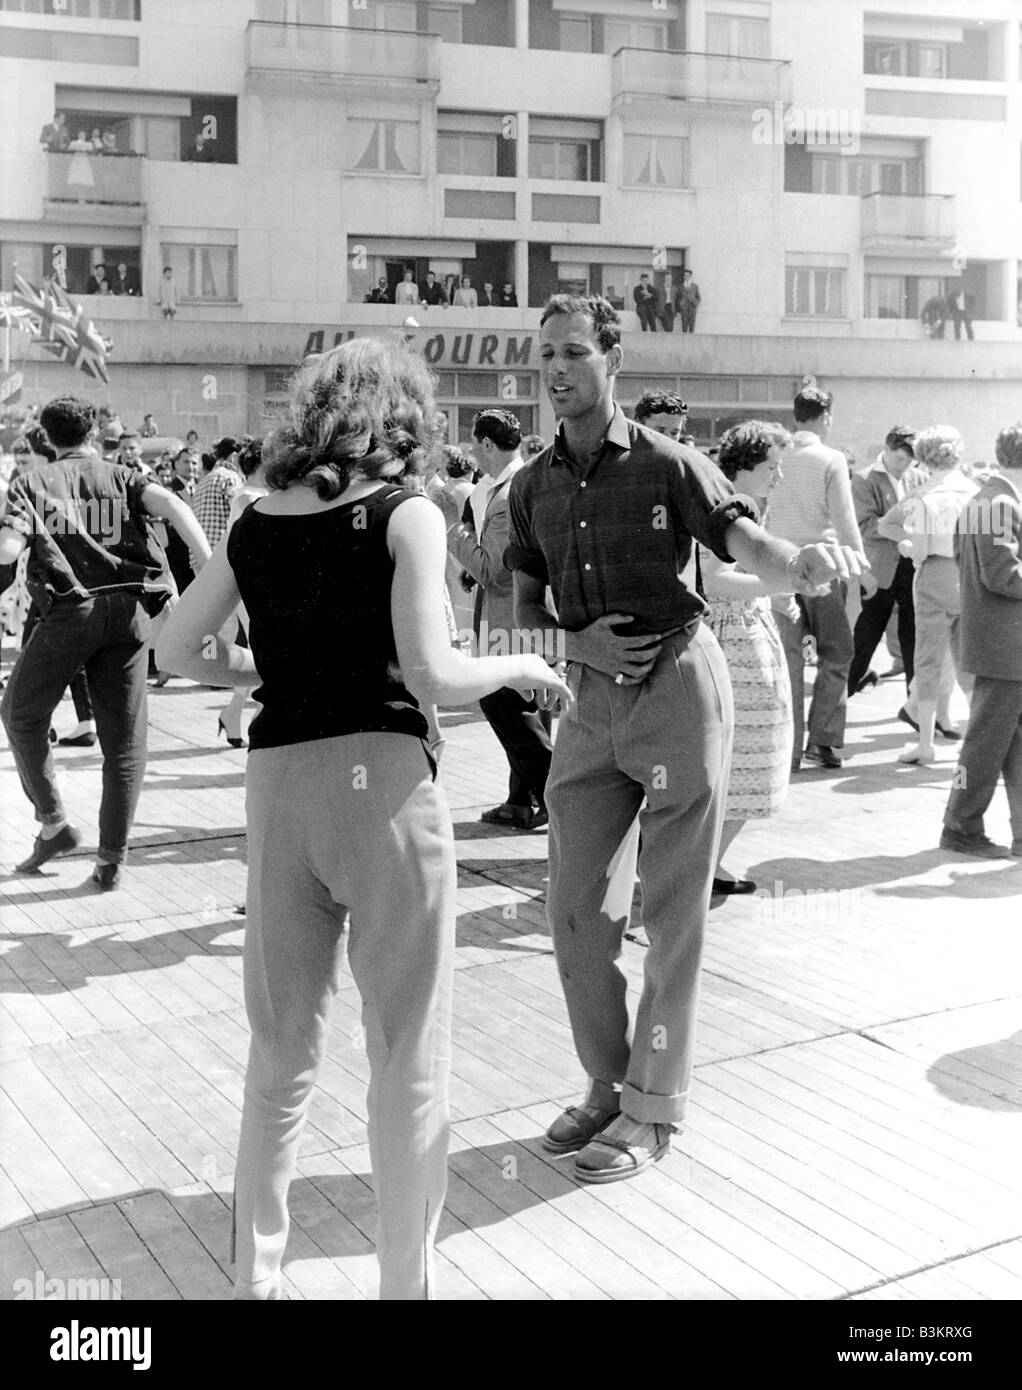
xmin=368 ymin=272 xmax=519 ymax=308
xmin=1 ymin=293 xmax=1020 ymax=1300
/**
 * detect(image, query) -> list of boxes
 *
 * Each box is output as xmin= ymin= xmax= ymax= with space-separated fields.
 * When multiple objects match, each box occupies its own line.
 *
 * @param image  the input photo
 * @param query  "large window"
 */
xmin=622 ymin=133 xmax=687 ymax=188
xmin=785 ymin=266 xmax=845 ymax=318
xmin=347 ymin=116 xmax=420 ymax=174
xmin=706 ymin=11 xmax=769 ymax=58
xmin=865 ymin=273 xmax=943 ymax=320
xmin=785 ymin=140 xmax=924 ymax=196
xmin=529 ymin=119 xmax=602 ymax=181
xmin=603 ymin=18 xmax=669 ymax=53
xmin=437 ymin=112 xmax=516 ymax=177
xmin=160 ymin=242 xmax=237 ymax=302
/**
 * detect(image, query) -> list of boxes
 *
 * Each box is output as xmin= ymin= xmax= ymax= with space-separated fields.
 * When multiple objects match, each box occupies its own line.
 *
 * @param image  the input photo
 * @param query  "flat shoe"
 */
xmin=480 ymin=803 xmax=533 ymax=826
xmin=897 ymin=706 xmax=920 ymax=732
xmin=935 ymin=721 xmax=961 ymax=740
xmin=16 ymin=823 xmax=82 ymax=873
xmin=712 ymin=876 xmax=757 ymax=895
xmin=58 ymin=732 xmax=97 ymax=747
xmin=541 ymin=1105 xmax=620 ymax=1155
xmin=574 ymin=1121 xmax=675 ymax=1184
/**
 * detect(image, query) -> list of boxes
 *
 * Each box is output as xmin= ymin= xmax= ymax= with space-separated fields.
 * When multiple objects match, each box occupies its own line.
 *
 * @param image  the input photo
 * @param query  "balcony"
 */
xmin=43 ymin=152 xmax=145 ymax=226
xmin=860 ymin=192 xmax=956 ymax=252
xmin=245 ymin=21 xmax=441 ymax=96
xmin=612 ymin=48 xmax=792 ymax=109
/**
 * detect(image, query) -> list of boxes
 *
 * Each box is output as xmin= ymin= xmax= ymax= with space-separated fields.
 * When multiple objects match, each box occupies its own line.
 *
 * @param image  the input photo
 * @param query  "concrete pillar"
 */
xmin=515 ymin=0 xmax=529 ymax=50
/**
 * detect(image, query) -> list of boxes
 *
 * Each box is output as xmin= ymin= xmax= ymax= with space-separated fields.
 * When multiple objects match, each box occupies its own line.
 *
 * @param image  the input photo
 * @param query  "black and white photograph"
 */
xmin=0 ymin=0 xmax=1019 ymax=1360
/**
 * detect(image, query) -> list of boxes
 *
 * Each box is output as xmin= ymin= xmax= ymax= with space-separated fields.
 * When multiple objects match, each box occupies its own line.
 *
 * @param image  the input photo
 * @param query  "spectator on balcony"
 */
xmin=453 ymin=276 xmax=478 ymax=309
xmin=185 ymin=135 xmax=214 ymax=163
xmin=658 ymin=280 xmax=675 ymax=333
xmin=86 ymin=264 xmax=111 ymax=296
xmin=111 ymin=262 xmax=139 ymax=297
xmin=89 ymin=128 xmax=105 ymax=153
xmin=39 ymin=113 xmax=69 ymax=152
xmin=948 ymin=288 xmax=974 ymax=342
xmin=394 ymin=271 xmax=419 ymax=307
xmin=366 ymin=277 xmax=390 ymax=305
xmin=419 ymin=271 xmax=446 ymax=307
xmin=603 ymin=285 xmax=625 ymax=311
xmin=478 ymin=281 xmax=497 ymax=308
xmin=157 ymin=267 xmax=178 ymax=320
xmin=66 ymin=132 xmax=96 ymax=196
xmin=632 ymin=273 xmax=658 ymax=331
xmin=443 ymin=274 xmax=458 ymax=304
xmin=140 ymin=415 xmax=159 ymax=438
xmin=675 ymin=269 xmax=701 ymax=333
xmin=102 ymin=130 xmax=118 ymax=155
xmin=499 ymin=283 xmax=518 ymax=308
xmin=921 ymin=294 xmax=947 ymax=340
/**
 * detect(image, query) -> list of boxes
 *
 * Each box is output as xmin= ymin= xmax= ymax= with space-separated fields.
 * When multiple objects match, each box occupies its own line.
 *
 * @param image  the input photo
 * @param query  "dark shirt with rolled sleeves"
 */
xmin=505 ymin=405 xmax=758 ymax=636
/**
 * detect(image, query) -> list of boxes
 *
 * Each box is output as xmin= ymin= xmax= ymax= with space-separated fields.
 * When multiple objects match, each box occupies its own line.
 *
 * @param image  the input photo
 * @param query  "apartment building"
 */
xmin=1 ymin=0 xmax=1019 ymax=458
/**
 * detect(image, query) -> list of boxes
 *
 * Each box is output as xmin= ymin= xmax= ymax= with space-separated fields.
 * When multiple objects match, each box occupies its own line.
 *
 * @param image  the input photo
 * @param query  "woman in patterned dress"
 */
xmin=699 ymin=421 xmax=797 ymax=894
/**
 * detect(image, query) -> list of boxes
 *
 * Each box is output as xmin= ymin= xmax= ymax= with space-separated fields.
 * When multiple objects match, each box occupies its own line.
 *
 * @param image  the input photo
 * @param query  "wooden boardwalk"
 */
xmin=2 ymin=666 xmax=1021 ymax=1302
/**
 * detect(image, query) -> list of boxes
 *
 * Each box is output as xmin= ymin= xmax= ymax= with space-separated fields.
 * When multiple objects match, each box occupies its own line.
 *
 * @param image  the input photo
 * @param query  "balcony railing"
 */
xmin=45 ymin=151 xmax=143 ymax=206
xmin=612 ymin=48 xmax=792 ymax=107
xmin=860 ymin=192 xmax=956 ymax=250
xmin=246 ymin=21 xmax=441 ymax=90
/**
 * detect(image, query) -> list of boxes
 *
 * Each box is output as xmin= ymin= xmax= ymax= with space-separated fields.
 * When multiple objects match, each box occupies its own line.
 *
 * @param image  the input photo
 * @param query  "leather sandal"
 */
xmin=574 ymin=1121 xmax=675 ymax=1184
xmin=541 ymin=1105 xmax=620 ymax=1154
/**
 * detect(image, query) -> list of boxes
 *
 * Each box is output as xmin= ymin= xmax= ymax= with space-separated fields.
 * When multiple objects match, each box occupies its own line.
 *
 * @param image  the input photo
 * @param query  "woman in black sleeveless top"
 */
xmin=157 ymin=339 xmax=570 ymax=1301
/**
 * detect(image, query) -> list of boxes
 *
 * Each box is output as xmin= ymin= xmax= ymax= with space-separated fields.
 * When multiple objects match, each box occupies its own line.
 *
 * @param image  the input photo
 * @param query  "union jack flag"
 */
xmin=10 ymin=274 xmax=112 ymax=384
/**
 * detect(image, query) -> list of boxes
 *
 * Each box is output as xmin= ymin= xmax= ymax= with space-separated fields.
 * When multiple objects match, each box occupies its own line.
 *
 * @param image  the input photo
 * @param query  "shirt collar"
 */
xmin=493 ymin=454 xmax=525 ymax=488
xmin=551 ymin=404 xmax=630 ymax=466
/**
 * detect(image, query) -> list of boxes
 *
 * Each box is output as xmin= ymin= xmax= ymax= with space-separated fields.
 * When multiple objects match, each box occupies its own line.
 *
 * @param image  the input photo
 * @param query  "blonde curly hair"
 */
xmin=913 ymin=425 xmax=964 ymax=472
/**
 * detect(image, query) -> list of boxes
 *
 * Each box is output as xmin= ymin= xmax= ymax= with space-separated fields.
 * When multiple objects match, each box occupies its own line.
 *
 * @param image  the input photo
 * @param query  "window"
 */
xmin=795 ymin=146 xmax=923 ymax=196
xmin=864 ymin=274 xmax=942 ymax=320
xmin=558 ymin=15 xmax=591 ymax=51
xmin=529 ymin=119 xmax=602 ymax=181
xmin=347 ymin=117 xmax=420 ymax=174
xmin=350 ymin=1 xmax=417 ymax=29
xmin=865 ymin=38 xmax=952 ymax=78
xmin=160 ymin=243 xmax=237 ymax=302
xmin=705 ymin=12 xmax=769 ymax=58
xmin=786 ymin=266 xmax=845 ymax=318
xmin=426 ymin=4 xmax=461 ymax=42
xmin=0 ymin=0 xmax=140 ymax=16
xmin=623 ymin=134 xmax=687 ymax=188
xmin=603 ymin=19 xmax=669 ymax=54
xmin=437 ymin=112 xmax=516 ymax=177
xmin=40 ymin=242 xmax=141 ymax=295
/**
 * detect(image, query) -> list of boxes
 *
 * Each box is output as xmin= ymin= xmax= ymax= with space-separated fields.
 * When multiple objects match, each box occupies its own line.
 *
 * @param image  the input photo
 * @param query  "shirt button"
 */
xmin=584 ymin=563 xmax=592 ymax=571
xmin=579 ymin=520 xmax=587 ymax=528
xmin=580 ymin=481 xmax=587 ymax=488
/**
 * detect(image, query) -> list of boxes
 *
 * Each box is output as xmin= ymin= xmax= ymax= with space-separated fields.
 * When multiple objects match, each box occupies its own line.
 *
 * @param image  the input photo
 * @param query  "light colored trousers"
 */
xmin=547 ymin=622 xmax=733 ymax=1125
xmin=912 ymin=557 xmax=974 ymax=703
xmin=232 ymin=732 xmax=456 ymax=1301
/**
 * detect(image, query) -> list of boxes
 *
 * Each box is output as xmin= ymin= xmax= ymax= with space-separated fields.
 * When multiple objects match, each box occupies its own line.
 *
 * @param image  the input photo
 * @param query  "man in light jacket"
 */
xmin=941 ymin=423 xmax=1022 ymax=858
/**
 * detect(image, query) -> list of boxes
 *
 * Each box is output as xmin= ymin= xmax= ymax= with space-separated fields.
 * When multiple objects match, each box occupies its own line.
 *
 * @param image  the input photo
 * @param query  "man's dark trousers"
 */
xmin=944 ymin=677 xmax=1022 ymax=843
xmin=636 ymin=304 xmax=658 ymax=332
xmin=1 ymin=592 xmax=151 ymax=864
xmin=479 ymin=686 xmax=553 ymax=810
xmin=848 ymin=555 xmax=916 ymax=694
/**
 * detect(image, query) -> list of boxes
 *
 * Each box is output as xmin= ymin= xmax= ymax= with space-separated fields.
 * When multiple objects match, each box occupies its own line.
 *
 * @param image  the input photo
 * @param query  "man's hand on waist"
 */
xmin=565 ymin=613 xmax=663 ymax=685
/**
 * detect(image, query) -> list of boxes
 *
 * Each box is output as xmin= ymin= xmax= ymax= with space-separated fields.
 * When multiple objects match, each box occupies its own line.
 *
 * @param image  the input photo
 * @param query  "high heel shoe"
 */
xmin=217 ymin=716 xmax=246 ymax=750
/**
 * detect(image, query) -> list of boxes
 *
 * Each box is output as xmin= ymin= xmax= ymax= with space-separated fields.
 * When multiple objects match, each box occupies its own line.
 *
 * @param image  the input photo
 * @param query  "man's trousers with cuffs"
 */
xmin=1 ymin=591 xmax=150 ymax=864
xmin=545 ymin=622 xmax=733 ymax=1125
xmin=479 ymin=686 xmax=553 ymax=810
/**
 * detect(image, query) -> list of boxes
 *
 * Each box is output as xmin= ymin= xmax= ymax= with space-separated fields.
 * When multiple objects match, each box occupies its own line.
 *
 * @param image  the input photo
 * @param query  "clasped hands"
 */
xmin=789 ymin=542 xmax=869 ymax=598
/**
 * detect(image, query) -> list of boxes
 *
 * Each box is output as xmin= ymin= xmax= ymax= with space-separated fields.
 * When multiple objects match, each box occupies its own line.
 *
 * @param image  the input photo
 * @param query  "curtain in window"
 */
xmin=350 ymin=120 xmax=418 ymax=173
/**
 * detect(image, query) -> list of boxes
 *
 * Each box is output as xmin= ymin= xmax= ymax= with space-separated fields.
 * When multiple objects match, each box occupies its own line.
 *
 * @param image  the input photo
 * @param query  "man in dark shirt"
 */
xmin=506 ymin=295 xmax=865 ymax=1182
xmin=0 ymin=396 xmax=211 ymax=890
xmin=366 ymin=278 xmax=390 ymax=305
xmin=498 ymin=284 xmax=518 ymax=308
xmin=632 ymin=273 xmax=658 ymax=331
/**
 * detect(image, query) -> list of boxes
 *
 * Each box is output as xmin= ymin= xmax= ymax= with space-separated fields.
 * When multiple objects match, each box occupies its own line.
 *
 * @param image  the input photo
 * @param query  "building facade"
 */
xmin=1 ymin=0 xmax=1019 ymax=459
